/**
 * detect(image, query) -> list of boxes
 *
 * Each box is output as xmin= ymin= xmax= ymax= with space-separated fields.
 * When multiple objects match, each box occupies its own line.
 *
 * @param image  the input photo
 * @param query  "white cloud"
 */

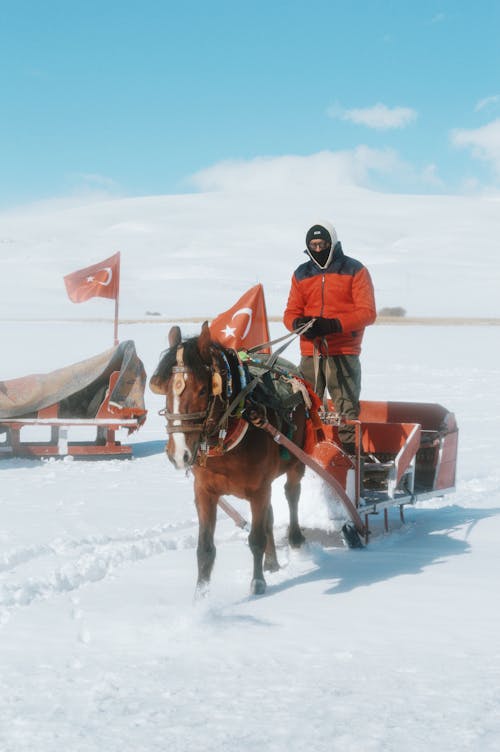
xmin=189 ymin=148 xmax=409 ymax=194
xmin=451 ymin=119 xmax=500 ymax=176
xmin=328 ymin=102 xmax=417 ymax=130
xmin=187 ymin=147 xmax=453 ymax=202
xmin=475 ymin=95 xmax=500 ymax=112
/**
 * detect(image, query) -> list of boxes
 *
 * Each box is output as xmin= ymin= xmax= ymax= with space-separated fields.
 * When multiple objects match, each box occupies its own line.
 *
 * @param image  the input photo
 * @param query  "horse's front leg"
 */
xmin=248 ymin=489 xmax=272 ymax=595
xmin=285 ymin=463 xmax=306 ymax=548
xmin=194 ymin=485 xmax=218 ymax=597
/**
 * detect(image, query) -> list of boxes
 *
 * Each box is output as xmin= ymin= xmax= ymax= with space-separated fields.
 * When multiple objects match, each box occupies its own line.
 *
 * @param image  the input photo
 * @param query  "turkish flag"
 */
xmin=209 ymin=283 xmax=270 ymax=353
xmin=64 ymin=252 xmax=120 ymax=303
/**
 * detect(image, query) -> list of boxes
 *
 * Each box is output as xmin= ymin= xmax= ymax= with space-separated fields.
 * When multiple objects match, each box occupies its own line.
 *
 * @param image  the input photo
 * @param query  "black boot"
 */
xmin=341 ymin=522 xmax=364 ymax=549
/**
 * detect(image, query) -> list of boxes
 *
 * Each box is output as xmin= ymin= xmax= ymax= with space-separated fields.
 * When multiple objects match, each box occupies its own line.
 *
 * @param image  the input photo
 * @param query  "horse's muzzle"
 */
xmin=167 ymin=438 xmax=193 ymax=470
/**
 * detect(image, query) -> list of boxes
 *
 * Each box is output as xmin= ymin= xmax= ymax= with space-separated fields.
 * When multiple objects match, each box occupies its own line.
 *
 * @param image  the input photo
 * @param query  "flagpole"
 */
xmin=259 ymin=283 xmax=271 ymax=355
xmin=114 ymin=251 xmax=121 ymax=346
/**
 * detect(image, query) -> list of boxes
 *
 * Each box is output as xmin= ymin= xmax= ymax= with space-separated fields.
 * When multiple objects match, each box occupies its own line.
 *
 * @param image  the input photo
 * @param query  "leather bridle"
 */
xmin=159 ymin=344 xmax=230 ymax=457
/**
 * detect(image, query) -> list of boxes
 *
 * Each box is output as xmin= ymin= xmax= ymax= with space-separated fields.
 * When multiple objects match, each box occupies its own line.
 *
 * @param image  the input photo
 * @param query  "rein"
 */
xmin=246 ymin=318 xmax=314 ymax=357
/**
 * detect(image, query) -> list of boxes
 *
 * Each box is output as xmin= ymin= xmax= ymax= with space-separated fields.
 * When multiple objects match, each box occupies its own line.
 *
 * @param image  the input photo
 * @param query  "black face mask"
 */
xmin=309 ymin=245 xmax=331 ymax=267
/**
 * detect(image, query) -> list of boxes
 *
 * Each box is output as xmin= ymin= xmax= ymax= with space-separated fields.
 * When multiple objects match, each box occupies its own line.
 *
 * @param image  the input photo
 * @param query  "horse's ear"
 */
xmin=198 ymin=320 xmax=212 ymax=362
xmin=168 ymin=325 xmax=182 ymax=349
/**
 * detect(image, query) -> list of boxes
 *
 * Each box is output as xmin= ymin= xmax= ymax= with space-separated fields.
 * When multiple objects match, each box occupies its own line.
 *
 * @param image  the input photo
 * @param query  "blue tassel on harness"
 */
xmin=219 ymin=352 xmax=233 ymax=398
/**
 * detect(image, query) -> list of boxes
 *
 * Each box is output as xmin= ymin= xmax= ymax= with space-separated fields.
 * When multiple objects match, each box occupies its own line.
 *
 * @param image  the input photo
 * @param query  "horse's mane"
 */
xmin=154 ymin=335 xmax=226 ymax=384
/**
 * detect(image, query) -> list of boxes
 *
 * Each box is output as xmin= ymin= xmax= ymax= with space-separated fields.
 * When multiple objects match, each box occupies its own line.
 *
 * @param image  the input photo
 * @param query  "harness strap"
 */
xmin=164 ymin=415 xmax=208 ymax=434
xmin=206 ymin=419 xmax=249 ymax=456
xmin=312 ymin=341 xmax=333 ymax=413
xmin=162 ymin=327 xmax=314 ymax=462
xmin=214 ymin=375 xmax=262 ymax=427
xmin=216 ymin=320 xmax=316 ymax=422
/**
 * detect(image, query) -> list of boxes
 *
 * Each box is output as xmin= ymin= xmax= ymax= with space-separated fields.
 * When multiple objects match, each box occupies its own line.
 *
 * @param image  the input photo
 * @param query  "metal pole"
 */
xmin=113 ymin=251 xmax=120 ymax=346
xmin=218 ymin=496 xmax=249 ymax=530
xmin=252 ymin=417 xmax=367 ymax=537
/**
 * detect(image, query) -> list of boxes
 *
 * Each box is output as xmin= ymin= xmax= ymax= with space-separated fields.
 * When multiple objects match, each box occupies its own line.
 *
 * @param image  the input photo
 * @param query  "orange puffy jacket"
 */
xmin=284 ymin=241 xmax=376 ymax=356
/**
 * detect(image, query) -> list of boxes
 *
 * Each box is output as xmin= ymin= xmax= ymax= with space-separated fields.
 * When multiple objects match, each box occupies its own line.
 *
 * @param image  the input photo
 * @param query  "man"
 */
xmin=283 ymin=221 xmax=376 ymax=454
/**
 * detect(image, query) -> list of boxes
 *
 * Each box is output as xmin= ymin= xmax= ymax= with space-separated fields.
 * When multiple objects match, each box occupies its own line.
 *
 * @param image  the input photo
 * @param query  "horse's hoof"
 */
xmin=194 ymin=581 xmax=210 ymax=601
xmin=289 ymin=529 xmax=306 ymax=548
xmin=250 ymin=578 xmax=266 ymax=595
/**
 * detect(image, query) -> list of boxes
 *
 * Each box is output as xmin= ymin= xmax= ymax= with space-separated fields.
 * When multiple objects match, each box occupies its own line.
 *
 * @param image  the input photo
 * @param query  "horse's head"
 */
xmin=150 ymin=322 xmax=226 ymax=469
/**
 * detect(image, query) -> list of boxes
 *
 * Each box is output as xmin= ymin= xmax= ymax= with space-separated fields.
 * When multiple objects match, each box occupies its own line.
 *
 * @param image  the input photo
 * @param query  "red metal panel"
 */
xmin=394 ymin=424 xmax=421 ymax=488
xmin=361 ymin=421 xmax=419 ymax=454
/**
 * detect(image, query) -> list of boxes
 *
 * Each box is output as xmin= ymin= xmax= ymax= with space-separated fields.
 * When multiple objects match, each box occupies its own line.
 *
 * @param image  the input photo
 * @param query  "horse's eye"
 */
xmin=199 ymin=386 xmax=208 ymax=397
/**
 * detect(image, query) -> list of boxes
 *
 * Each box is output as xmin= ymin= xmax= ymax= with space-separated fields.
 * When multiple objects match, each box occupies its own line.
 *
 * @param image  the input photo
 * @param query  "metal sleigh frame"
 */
xmin=246 ymin=398 xmax=459 ymax=546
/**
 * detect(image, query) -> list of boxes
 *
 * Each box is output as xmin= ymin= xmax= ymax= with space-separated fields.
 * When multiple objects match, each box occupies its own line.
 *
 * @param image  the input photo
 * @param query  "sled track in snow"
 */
xmin=0 ymin=521 xmax=198 ymax=620
xmin=0 ymin=519 xmax=198 ymax=574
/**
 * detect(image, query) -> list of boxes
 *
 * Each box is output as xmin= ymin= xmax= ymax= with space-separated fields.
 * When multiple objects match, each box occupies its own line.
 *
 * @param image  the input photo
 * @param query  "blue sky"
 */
xmin=1 ymin=0 xmax=499 ymax=207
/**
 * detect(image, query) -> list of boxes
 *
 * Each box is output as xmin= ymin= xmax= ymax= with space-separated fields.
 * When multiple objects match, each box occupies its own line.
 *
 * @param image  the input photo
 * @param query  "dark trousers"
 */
xmin=300 ymin=354 xmax=361 ymax=446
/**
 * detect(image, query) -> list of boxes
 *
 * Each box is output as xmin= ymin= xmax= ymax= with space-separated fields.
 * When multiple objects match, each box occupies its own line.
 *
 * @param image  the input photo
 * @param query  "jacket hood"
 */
xmin=304 ymin=220 xmax=340 ymax=269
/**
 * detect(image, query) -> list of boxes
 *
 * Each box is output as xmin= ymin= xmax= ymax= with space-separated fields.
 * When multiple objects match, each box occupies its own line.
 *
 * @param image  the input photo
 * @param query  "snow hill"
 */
xmin=1 ymin=179 xmax=499 ymax=321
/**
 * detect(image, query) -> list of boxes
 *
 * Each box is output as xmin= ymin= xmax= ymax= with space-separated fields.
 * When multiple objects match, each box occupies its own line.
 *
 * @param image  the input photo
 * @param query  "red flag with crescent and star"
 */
xmin=209 ymin=283 xmax=271 ymax=354
xmin=64 ymin=252 xmax=120 ymax=303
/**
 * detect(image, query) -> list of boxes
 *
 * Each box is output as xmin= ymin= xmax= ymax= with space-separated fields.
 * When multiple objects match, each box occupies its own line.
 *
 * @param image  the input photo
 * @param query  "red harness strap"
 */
xmin=205 ymin=417 xmax=249 ymax=457
xmin=294 ymin=377 xmax=326 ymax=452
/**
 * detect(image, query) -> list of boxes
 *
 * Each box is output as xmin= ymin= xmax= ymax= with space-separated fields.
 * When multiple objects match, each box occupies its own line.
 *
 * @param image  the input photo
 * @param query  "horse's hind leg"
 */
xmin=194 ymin=487 xmax=217 ymax=596
xmin=285 ymin=463 xmax=306 ymax=548
xmin=264 ymin=503 xmax=280 ymax=573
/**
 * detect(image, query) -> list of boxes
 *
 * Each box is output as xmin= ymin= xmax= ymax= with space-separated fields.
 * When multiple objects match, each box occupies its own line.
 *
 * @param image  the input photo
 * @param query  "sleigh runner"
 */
xmin=0 ymin=340 xmax=147 ymax=459
xmin=262 ymin=397 xmax=457 ymax=544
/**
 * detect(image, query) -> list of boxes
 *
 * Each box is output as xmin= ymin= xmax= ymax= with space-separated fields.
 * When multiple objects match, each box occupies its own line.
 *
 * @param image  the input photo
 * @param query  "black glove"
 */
xmin=303 ymin=317 xmax=342 ymax=339
xmin=292 ymin=317 xmax=312 ymax=331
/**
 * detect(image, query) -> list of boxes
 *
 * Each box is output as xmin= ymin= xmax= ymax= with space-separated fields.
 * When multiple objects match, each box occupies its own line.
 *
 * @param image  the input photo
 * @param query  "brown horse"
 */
xmin=150 ymin=322 xmax=307 ymax=596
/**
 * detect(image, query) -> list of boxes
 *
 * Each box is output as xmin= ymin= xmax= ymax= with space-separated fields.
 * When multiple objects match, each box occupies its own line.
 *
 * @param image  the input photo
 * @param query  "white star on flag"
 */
xmin=221 ymin=325 xmax=236 ymax=338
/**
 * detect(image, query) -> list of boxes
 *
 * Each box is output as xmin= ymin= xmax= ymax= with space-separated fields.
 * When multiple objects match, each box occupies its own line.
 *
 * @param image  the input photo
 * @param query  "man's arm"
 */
xmin=337 ymin=267 xmax=376 ymax=333
xmin=283 ymin=274 xmax=307 ymax=331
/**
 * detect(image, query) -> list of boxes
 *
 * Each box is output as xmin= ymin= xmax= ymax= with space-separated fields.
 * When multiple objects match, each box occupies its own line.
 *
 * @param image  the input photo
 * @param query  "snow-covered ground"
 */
xmin=1 ymin=319 xmax=499 ymax=751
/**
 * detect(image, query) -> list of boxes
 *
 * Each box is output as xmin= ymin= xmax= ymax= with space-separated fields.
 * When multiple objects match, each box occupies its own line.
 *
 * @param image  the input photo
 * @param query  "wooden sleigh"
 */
xmin=0 ymin=340 xmax=147 ymax=460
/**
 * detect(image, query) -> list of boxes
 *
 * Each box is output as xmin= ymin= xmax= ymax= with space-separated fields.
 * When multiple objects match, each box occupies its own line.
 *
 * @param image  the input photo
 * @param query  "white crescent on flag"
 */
xmin=64 ymin=252 xmax=120 ymax=303
xmin=96 ymin=267 xmax=113 ymax=286
xmin=231 ymin=307 xmax=253 ymax=339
